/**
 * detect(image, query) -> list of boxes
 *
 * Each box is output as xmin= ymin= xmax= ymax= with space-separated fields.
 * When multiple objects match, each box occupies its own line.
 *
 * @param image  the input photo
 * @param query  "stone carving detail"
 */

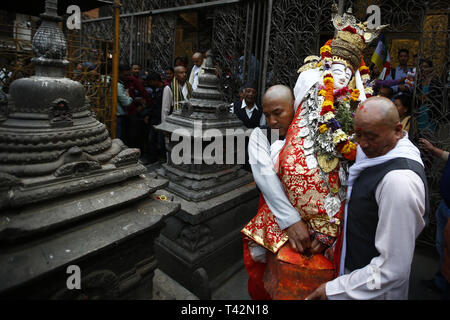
xmin=49 ymin=99 xmax=73 ymax=127
xmin=215 ymin=103 xmax=229 ymax=120
xmin=32 ymin=0 xmax=68 ymax=67
xmin=0 ymin=172 xmax=21 ymax=190
xmin=180 ymin=100 xmax=194 ymax=117
xmin=178 ymin=224 xmax=212 ymax=251
xmin=54 ymin=161 xmax=101 ymax=177
xmin=111 ymin=148 xmax=141 ymax=167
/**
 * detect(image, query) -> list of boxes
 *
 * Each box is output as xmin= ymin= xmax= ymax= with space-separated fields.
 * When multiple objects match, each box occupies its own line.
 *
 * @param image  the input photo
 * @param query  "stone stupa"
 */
xmin=0 ymin=0 xmax=179 ymax=299
xmin=154 ymin=52 xmax=259 ymax=299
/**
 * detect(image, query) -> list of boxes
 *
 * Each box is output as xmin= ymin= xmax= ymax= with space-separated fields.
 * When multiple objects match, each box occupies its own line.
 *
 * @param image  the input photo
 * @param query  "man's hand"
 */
xmin=310 ymin=239 xmax=327 ymax=255
xmin=305 ymin=283 xmax=327 ymax=300
xmin=286 ymin=220 xmax=311 ymax=253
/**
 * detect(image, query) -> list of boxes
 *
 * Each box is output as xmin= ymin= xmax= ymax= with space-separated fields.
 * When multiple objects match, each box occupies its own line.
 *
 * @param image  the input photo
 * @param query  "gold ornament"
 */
xmin=330 ymin=4 xmax=388 ymax=71
xmin=317 ymin=154 xmax=339 ymax=173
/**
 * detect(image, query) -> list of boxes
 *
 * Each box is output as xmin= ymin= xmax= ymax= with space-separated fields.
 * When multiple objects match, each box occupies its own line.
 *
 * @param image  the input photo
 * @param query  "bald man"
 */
xmin=161 ymin=65 xmax=192 ymax=123
xmin=247 ymin=85 xmax=301 ymax=236
xmin=307 ymin=96 xmax=429 ymax=300
xmin=243 ymin=85 xmax=319 ymax=298
xmin=189 ymin=52 xmax=205 ymax=91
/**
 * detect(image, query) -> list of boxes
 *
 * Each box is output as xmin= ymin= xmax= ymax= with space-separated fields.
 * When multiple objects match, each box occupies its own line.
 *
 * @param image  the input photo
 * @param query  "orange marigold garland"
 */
xmin=315 ymin=40 xmax=360 ymax=162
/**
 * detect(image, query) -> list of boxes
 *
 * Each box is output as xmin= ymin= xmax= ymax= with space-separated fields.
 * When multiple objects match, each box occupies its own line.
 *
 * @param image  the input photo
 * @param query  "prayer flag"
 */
xmin=371 ymin=34 xmax=391 ymax=80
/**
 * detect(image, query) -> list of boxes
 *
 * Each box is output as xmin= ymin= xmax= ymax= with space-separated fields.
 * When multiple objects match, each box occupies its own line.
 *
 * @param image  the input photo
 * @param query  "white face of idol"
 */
xmin=331 ymin=63 xmax=353 ymax=90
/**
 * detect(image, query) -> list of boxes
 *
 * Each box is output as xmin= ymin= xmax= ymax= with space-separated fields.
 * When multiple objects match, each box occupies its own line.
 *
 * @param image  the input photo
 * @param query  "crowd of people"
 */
xmin=114 ymin=51 xmax=207 ymax=164
xmin=368 ymin=48 xmax=446 ymax=141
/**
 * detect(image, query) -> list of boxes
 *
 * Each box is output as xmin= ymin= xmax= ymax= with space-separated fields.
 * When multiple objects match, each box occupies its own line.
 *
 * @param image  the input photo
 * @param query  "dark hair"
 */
xmin=131 ymin=63 xmax=141 ymax=68
xmin=147 ymin=71 xmax=162 ymax=82
xmin=398 ymin=49 xmax=409 ymax=56
xmin=394 ymin=93 xmax=412 ymax=114
xmin=119 ymin=64 xmax=130 ymax=72
xmin=244 ymin=80 xmax=257 ymax=90
xmin=379 ymin=85 xmax=394 ymax=98
xmin=165 ymin=66 xmax=174 ymax=73
xmin=420 ymin=58 xmax=433 ymax=68
xmin=174 ymin=56 xmax=188 ymax=67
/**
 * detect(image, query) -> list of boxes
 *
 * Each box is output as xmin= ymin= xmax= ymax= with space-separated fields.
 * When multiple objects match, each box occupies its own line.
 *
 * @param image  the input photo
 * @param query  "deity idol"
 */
xmin=242 ymin=6 xmax=386 ymax=300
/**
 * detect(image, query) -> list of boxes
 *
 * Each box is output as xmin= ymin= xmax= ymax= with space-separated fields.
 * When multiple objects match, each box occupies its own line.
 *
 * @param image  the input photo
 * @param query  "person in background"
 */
xmin=116 ymin=64 xmax=132 ymax=142
xmin=385 ymin=48 xmax=414 ymax=94
xmin=229 ymin=81 xmax=265 ymax=171
xmin=125 ymin=63 xmax=153 ymax=152
xmin=416 ymin=59 xmax=444 ymax=133
xmin=163 ymin=67 xmax=174 ymax=86
xmin=369 ymin=63 xmax=405 ymax=96
xmin=418 ymin=138 xmax=450 ymax=296
xmin=378 ymin=85 xmax=394 ymax=100
xmin=230 ymin=81 xmax=266 ymax=129
xmin=189 ymin=52 xmax=205 ymax=91
xmin=393 ymin=93 xmax=414 ymax=134
xmin=131 ymin=63 xmax=142 ymax=79
xmin=161 ymin=65 xmax=192 ymax=123
xmin=174 ymin=56 xmax=188 ymax=68
xmin=146 ymin=71 xmax=166 ymax=164
xmin=125 ymin=64 xmax=153 ymax=116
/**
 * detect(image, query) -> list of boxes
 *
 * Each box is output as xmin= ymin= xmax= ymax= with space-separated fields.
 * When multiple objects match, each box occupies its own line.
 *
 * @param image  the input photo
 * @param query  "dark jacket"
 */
xmin=233 ymin=100 xmax=263 ymax=129
xmin=125 ymin=75 xmax=153 ymax=115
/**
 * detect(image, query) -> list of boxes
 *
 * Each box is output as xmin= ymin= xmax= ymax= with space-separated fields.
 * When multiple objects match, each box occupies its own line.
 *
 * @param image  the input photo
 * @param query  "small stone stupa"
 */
xmin=0 ymin=0 xmax=179 ymax=299
xmin=155 ymin=53 xmax=259 ymax=299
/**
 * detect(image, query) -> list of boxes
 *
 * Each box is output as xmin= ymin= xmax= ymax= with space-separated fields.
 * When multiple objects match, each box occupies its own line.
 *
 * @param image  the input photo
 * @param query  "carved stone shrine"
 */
xmin=155 ymin=54 xmax=259 ymax=299
xmin=0 ymin=0 xmax=179 ymax=299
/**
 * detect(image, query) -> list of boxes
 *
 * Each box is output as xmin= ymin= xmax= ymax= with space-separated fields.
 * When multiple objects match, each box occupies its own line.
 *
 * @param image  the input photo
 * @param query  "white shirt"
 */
xmin=161 ymin=83 xmax=189 ymax=123
xmin=191 ymin=65 xmax=200 ymax=91
xmin=248 ymin=127 xmax=300 ymax=230
xmin=230 ymin=100 xmax=266 ymax=127
xmin=326 ymin=135 xmax=426 ymax=300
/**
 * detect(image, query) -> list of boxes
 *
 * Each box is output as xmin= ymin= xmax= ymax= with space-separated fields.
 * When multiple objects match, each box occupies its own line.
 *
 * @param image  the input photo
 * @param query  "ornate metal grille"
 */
xmin=0 ymin=24 xmax=114 ymax=133
xmin=147 ymin=13 xmax=177 ymax=73
xmin=267 ymin=0 xmax=335 ymax=89
xmin=211 ymin=3 xmax=247 ymax=102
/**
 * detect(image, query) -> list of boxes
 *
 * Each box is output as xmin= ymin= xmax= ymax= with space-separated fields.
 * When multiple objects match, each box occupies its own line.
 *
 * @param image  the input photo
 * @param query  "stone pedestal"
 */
xmin=0 ymin=172 xmax=179 ymax=299
xmin=154 ymin=183 xmax=258 ymax=299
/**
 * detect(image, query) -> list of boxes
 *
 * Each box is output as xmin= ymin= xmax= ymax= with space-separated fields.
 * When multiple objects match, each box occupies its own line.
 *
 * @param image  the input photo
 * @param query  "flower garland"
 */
xmin=316 ymin=40 xmax=358 ymax=162
xmin=359 ymin=58 xmax=373 ymax=98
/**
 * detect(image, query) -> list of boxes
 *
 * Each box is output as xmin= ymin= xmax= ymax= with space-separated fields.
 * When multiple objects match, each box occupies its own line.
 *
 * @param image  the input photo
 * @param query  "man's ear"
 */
xmin=394 ymin=122 xmax=404 ymax=136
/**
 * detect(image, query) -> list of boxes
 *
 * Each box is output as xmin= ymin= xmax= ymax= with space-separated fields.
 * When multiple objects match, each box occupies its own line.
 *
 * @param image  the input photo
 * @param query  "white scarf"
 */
xmin=339 ymin=133 xmax=424 ymax=275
